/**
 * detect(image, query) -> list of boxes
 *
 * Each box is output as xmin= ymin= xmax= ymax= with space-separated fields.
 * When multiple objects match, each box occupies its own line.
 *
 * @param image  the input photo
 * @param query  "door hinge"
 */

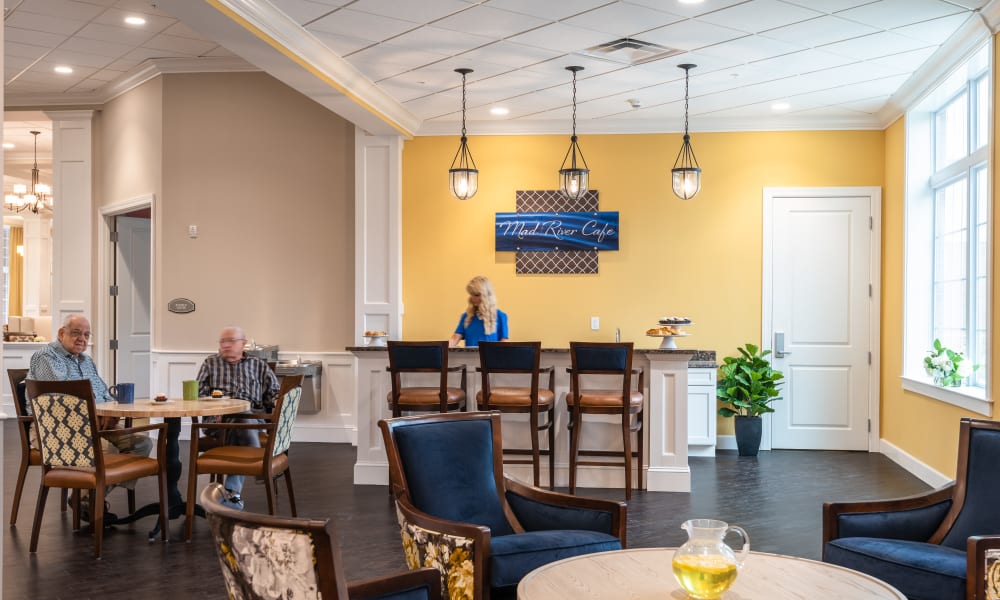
xmin=867 ymin=419 xmax=871 ymax=433
xmin=110 ymin=230 xmax=119 ymax=243
xmin=869 ymin=216 xmax=873 ymax=230
xmin=868 ymin=351 xmax=872 ymax=365
xmin=869 ymin=283 xmax=872 ymax=298
xmin=109 ymin=339 xmax=118 ymax=351
xmin=109 ymin=284 xmax=119 ymax=297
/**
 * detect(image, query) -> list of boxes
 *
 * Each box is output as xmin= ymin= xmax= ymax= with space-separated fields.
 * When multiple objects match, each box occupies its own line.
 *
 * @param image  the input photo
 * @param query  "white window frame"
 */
xmin=902 ymin=41 xmax=992 ymax=415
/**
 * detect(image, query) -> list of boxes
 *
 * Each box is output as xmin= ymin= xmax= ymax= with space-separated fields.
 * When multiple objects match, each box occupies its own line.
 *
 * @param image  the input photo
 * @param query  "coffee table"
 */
xmin=96 ymin=397 xmax=250 ymax=536
xmin=517 ymin=547 xmax=904 ymax=599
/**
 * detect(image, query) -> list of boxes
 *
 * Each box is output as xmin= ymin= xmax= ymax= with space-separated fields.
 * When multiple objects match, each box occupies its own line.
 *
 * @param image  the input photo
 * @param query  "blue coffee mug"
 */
xmin=110 ymin=382 xmax=135 ymax=404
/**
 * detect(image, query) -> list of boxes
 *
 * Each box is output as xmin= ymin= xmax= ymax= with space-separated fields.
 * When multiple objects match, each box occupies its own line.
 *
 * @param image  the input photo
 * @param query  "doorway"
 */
xmin=762 ymin=187 xmax=881 ymax=451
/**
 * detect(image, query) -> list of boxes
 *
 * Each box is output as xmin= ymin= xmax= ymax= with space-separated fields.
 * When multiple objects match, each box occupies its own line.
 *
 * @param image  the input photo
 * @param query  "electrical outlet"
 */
xmin=591 ymin=316 xmax=600 ymax=330
xmin=188 ymin=224 xmax=198 ymax=238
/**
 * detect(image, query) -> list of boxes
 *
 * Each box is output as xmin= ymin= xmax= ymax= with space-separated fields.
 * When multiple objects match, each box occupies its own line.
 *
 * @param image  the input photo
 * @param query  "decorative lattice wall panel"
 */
xmin=514 ymin=190 xmax=600 ymax=274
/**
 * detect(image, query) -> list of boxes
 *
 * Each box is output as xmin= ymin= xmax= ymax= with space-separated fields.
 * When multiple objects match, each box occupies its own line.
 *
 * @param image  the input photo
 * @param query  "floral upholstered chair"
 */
xmin=201 ymin=483 xmax=440 ymax=600
xmin=380 ymin=411 xmax=627 ymax=600
xmin=824 ymin=418 xmax=1000 ymax=600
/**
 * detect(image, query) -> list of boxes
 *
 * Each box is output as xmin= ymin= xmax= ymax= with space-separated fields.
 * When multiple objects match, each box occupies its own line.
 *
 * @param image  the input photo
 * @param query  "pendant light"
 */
xmin=672 ymin=64 xmax=701 ymax=200
xmin=4 ymin=130 xmax=52 ymax=214
xmin=449 ymin=68 xmax=478 ymax=200
xmin=559 ymin=66 xmax=590 ymax=200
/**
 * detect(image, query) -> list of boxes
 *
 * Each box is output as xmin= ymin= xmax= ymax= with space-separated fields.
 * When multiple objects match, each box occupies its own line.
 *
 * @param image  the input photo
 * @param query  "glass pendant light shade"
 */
xmin=672 ymin=64 xmax=701 ymax=201
xmin=559 ymin=66 xmax=590 ymax=200
xmin=5 ymin=130 xmax=51 ymax=213
xmin=449 ymin=68 xmax=478 ymax=200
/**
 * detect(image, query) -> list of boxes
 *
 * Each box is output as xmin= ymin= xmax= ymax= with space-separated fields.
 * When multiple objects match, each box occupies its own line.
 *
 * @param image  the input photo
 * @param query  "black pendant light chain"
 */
xmin=683 ymin=67 xmax=690 ymax=141
xmin=461 ymin=69 xmax=468 ymax=141
xmin=571 ymin=68 xmax=578 ymax=141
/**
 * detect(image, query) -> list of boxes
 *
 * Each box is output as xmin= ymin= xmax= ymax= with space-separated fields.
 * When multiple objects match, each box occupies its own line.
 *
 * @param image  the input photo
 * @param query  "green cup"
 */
xmin=183 ymin=380 xmax=199 ymax=401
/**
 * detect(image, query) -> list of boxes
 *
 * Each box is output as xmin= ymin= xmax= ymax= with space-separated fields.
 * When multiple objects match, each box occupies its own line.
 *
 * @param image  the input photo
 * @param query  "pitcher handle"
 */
xmin=726 ymin=525 xmax=750 ymax=568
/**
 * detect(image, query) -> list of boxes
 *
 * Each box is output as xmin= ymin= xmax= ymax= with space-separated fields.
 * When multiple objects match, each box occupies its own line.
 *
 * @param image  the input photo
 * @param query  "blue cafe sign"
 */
xmin=495 ymin=211 xmax=620 ymax=252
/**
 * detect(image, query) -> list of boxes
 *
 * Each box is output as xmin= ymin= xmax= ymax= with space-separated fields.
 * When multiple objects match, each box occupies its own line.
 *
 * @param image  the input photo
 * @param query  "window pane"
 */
xmin=975 ymin=75 xmax=989 ymax=149
xmin=935 ymin=92 xmax=968 ymax=169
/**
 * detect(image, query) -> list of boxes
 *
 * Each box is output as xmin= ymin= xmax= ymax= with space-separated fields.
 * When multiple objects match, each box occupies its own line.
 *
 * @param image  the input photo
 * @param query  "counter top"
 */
xmin=348 ymin=346 xmax=717 ymax=367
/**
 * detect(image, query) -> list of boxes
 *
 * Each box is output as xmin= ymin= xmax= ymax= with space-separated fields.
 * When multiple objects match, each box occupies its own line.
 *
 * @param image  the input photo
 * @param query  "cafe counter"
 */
xmin=349 ymin=346 xmax=717 ymax=493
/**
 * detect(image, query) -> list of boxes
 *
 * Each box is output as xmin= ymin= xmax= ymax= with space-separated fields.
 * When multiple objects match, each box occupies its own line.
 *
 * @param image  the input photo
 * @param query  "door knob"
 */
xmin=775 ymin=332 xmax=792 ymax=358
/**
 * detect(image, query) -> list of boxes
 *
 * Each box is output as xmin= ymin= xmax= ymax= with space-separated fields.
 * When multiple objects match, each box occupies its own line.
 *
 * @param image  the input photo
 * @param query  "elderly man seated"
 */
xmin=196 ymin=325 xmax=279 ymax=510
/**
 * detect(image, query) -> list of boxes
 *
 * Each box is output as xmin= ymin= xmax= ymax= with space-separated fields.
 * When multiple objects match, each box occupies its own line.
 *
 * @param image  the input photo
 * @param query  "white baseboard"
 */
xmin=717 ymin=435 xmax=736 ymax=451
xmin=878 ymin=438 xmax=951 ymax=488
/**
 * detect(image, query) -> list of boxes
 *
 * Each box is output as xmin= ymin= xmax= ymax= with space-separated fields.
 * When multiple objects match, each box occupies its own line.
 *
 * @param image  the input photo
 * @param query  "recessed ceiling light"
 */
xmin=54 ymin=65 xmax=73 ymax=74
xmin=772 ymin=102 xmax=791 ymax=111
xmin=490 ymin=106 xmax=509 ymax=116
xmin=2 ymin=143 xmax=14 ymax=149
xmin=124 ymin=16 xmax=146 ymax=26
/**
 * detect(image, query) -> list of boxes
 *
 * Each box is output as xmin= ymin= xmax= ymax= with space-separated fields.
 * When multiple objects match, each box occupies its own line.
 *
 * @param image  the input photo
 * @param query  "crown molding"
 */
xmin=5 ymin=58 xmax=259 ymax=109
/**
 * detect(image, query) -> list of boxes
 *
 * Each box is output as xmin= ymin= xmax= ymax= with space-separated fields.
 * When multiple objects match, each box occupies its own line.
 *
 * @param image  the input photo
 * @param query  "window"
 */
xmin=903 ymin=42 xmax=991 ymax=413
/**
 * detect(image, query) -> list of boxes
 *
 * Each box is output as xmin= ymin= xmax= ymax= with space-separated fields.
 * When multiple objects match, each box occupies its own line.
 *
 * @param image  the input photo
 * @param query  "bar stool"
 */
xmin=387 ymin=341 xmax=467 ymax=417
xmin=477 ymin=341 xmax=555 ymax=488
xmin=566 ymin=341 xmax=644 ymax=500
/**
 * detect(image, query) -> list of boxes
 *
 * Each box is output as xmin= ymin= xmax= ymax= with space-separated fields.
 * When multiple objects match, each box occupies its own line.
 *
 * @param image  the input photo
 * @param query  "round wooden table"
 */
xmin=96 ymin=397 xmax=250 ymax=533
xmin=517 ymin=548 xmax=905 ymax=600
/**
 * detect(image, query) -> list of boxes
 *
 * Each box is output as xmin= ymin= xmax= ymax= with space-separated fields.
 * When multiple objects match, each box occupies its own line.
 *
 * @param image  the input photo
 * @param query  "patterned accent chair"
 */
xmin=387 ymin=341 xmax=467 ymax=417
xmin=25 ymin=378 xmax=168 ymax=558
xmin=566 ymin=342 xmax=644 ymax=500
xmin=476 ymin=341 xmax=555 ymax=488
xmin=201 ymin=482 xmax=441 ymax=600
xmin=380 ymin=411 xmax=626 ymax=600
xmin=185 ymin=375 xmax=305 ymax=541
xmin=823 ymin=418 xmax=1000 ymax=600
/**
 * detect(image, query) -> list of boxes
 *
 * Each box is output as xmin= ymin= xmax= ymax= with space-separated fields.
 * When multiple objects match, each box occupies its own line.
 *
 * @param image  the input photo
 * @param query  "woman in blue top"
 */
xmin=449 ymin=275 xmax=509 ymax=347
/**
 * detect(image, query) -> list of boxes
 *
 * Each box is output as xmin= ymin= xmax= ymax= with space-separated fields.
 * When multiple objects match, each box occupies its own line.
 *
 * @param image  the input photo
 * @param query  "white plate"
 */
xmin=646 ymin=333 xmax=691 ymax=337
xmin=147 ymin=399 xmax=176 ymax=404
xmin=199 ymin=396 xmax=231 ymax=401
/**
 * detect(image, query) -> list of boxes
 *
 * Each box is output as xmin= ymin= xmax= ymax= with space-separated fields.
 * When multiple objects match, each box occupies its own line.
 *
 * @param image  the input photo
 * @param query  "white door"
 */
xmin=763 ymin=188 xmax=879 ymax=451
xmin=114 ymin=216 xmax=151 ymax=397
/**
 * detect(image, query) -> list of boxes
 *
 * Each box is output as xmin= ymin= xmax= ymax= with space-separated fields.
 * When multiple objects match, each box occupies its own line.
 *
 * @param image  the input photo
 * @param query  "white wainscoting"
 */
xmin=150 ymin=350 xmax=357 ymax=444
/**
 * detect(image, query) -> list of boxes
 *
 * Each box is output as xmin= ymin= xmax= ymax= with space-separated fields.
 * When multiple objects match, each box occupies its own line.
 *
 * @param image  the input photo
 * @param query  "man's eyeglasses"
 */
xmin=67 ymin=329 xmax=91 ymax=340
xmin=219 ymin=337 xmax=245 ymax=345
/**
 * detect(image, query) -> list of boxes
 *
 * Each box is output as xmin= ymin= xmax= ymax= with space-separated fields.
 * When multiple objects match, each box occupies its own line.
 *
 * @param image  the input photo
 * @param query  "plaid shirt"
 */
xmin=27 ymin=341 xmax=113 ymax=406
xmin=197 ymin=353 xmax=279 ymax=412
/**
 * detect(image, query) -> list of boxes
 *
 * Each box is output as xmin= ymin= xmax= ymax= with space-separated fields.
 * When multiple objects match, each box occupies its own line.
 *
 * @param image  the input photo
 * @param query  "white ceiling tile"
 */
xmin=433 ymin=5 xmax=549 ymax=38
xmin=507 ymin=22 xmax=623 ymax=53
xmin=5 ymin=41 xmax=54 ymax=60
xmin=346 ymin=45 xmax=449 ymax=81
xmin=111 ymin=0 xmax=175 ymax=17
xmin=639 ymin=19 xmax=748 ymax=52
xmin=869 ymin=46 xmax=938 ymax=72
xmin=791 ymin=75 xmax=908 ymax=105
xmin=748 ymin=48 xmax=855 ymax=79
xmin=159 ymin=20 xmax=215 ymax=41
xmin=86 ymin=67 xmax=128 ymax=82
xmin=76 ymin=22 xmax=157 ymax=45
xmin=482 ymin=0 xmax=613 ymax=21
xmin=105 ymin=57 xmax=141 ymax=71
xmin=268 ymin=0 xmax=339 ymax=24
xmin=45 ymin=49 xmax=115 ymax=69
xmin=307 ymin=8 xmax=418 ymax=42
xmin=563 ymin=3 xmax=683 ymax=37
xmin=6 ymin=10 xmax=88 ymax=36
xmin=819 ymin=30 xmax=933 ymax=60
xmin=790 ymin=62 xmax=908 ymax=91
xmin=204 ymin=45 xmax=238 ymax=58
xmin=457 ymin=40 xmax=564 ymax=70
xmin=4 ymin=26 xmax=69 ymax=48
xmin=699 ymin=35 xmax=807 ymax=64
xmin=58 ymin=35 xmax=134 ymax=58
xmin=17 ymin=0 xmax=105 ymax=20
xmin=893 ymin=13 xmax=971 ymax=45
xmin=91 ymin=7 xmax=176 ymax=32
xmin=309 ymin=30 xmax=373 ymax=55
xmin=698 ymin=0 xmax=825 ymax=34
xmin=836 ymin=0 xmax=966 ymax=30
xmin=370 ymin=26 xmax=494 ymax=60
xmin=759 ymin=15 xmax=879 ymax=47
xmin=142 ymin=33 xmax=219 ymax=56
xmin=836 ymin=95 xmax=893 ymax=113
xmin=350 ymin=0 xmax=471 ymax=23
xmin=777 ymin=0 xmax=881 ymax=13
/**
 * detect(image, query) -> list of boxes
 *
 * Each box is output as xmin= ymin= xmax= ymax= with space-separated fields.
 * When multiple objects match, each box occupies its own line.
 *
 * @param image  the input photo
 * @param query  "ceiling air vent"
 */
xmin=580 ymin=38 xmax=682 ymax=66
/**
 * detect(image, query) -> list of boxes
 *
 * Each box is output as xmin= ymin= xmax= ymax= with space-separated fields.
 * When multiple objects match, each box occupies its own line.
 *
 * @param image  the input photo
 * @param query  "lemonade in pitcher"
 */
xmin=671 ymin=519 xmax=749 ymax=599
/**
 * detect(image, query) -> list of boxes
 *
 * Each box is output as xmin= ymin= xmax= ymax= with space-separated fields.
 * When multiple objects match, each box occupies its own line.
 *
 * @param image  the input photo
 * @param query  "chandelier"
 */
xmin=5 ymin=131 xmax=52 ymax=214
xmin=671 ymin=64 xmax=701 ymax=200
xmin=559 ymin=66 xmax=590 ymax=200
xmin=449 ymin=68 xmax=478 ymax=200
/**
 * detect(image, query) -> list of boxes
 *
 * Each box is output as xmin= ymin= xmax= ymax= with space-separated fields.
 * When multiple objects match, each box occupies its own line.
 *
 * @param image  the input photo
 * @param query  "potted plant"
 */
xmin=717 ymin=343 xmax=785 ymax=456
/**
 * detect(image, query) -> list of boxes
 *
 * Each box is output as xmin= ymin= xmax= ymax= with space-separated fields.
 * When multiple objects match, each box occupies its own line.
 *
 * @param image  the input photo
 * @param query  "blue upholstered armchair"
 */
xmin=823 ymin=418 xmax=1000 ymax=600
xmin=379 ymin=411 xmax=626 ymax=600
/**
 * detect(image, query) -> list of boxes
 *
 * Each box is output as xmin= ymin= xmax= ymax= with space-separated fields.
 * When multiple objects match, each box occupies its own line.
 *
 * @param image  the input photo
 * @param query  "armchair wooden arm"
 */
xmin=967 ymin=535 xmax=1000 ymax=600
xmin=448 ymin=363 xmax=468 ymax=391
xmin=822 ymin=484 xmax=955 ymax=545
xmin=99 ymin=422 xmax=168 ymax=439
xmin=504 ymin=476 xmax=627 ymax=547
xmin=347 ymin=567 xmax=442 ymax=600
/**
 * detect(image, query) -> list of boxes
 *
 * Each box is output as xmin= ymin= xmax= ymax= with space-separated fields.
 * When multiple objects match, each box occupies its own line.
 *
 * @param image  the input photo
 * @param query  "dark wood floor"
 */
xmin=3 ymin=419 xmax=932 ymax=599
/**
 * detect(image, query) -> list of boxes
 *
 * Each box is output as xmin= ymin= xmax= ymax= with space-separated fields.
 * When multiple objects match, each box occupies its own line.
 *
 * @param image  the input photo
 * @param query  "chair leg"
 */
xmin=637 ymin=413 xmax=644 ymax=492
xmin=70 ymin=489 xmax=81 ymax=531
xmin=283 ymin=468 xmax=297 ymax=517
xmin=9 ymin=456 xmax=29 ymax=525
xmin=568 ymin=408 xmax=581 ymax=495
xmin=530 ymin=411 xmax=541 ymax=487
xmin=622 ymin=413 xmax=632 ymax=501
xmin=547 ymin=407 xmax=556 ymax=490
xmin=127 ymin=489 xmax=136 ymax=514
xmin=60 ymin=488 xmax=68 ymax=513
xmin=29 ymin=484 xmax=51 ymax=552
xmin=264 ymin=474 xmax=276 ymax=515
xmin=93 ymin=486 xmax=105 ymax=559
xmin=185 ymin=464 xmax=198 ymax=542
xmin=158 ymin=468 xmax=169 ymax=543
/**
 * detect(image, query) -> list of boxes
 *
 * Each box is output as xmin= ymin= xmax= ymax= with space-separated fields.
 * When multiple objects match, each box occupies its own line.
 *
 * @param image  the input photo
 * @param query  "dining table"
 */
xmin=95 ymin=397 xmax=250 ymax=537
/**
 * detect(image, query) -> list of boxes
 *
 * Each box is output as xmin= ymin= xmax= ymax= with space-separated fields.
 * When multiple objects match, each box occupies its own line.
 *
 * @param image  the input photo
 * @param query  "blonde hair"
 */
xmin=464 ymin=275 xmax=498 ymax=335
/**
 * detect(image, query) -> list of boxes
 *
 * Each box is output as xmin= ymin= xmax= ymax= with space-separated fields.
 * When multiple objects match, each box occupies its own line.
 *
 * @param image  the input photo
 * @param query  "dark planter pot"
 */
xmin=734 ymin=416 xmax=762 ymax=457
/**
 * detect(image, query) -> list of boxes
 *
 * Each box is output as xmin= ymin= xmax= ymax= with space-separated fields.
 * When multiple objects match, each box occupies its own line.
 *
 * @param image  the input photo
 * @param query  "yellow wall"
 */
xmin=402 ymin=130 xmax=884 ymax=433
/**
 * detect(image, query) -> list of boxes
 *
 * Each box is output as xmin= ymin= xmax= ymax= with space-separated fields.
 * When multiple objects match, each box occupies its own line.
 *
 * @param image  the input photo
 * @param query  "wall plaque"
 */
xmin=495 ymin=211 xmax=619 ymax=251
xmin=167 ymin=298 xmax=196 ymax=314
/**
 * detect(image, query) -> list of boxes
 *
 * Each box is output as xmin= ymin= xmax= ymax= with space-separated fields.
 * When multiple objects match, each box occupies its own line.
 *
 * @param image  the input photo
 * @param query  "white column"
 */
xmin=45 ymin=110 xmax=94 ymax=329
xmin=646 ymin=353 xmax=693 ymax=492
xmin=21 ymin=214 xmax=52 ymax=317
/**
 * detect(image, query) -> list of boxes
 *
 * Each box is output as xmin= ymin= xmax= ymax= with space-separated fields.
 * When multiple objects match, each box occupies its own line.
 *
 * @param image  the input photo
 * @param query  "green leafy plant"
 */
xmin=717 ymin=343 xmax=785 ymax=417
xmin=924 ymin=338 xmax=978 ymax=387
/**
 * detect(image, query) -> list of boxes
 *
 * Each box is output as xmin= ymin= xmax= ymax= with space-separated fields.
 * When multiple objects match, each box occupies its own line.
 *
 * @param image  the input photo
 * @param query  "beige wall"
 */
xmin=98 ymin=72 xmax=355 ymax=352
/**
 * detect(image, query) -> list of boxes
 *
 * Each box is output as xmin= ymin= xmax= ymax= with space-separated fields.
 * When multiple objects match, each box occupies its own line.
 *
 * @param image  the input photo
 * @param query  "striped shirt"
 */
xmin=28 ymin=341 xmax=113 ymax=404
xmin=197 ymin=353 xmax=279 ymax=411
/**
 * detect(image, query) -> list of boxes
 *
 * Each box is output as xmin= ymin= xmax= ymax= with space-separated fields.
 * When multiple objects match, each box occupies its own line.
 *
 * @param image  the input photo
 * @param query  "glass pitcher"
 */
xmin=672 ymin=519 xmax=750 ymax=599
